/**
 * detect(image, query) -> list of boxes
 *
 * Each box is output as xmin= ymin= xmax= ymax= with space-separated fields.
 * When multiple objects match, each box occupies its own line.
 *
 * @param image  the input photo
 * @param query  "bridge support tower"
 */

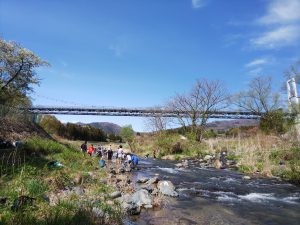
xmin=287 ymin=78 xmax=300 ymax=137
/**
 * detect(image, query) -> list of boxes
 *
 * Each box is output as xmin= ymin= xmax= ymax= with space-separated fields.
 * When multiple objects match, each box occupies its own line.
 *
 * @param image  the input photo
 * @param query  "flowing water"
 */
xmin=128 ymin=158 xmax=300 ymax=225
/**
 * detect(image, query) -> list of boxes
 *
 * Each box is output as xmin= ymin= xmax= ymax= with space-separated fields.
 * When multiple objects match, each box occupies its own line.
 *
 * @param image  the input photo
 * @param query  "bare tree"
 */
xmin=146 ymin=114 xmax=171 ymax=133
xmin=168 ymin=79 xmax=229 ymax=141
xmin=234 ymin=76 xmax=280 ymax=114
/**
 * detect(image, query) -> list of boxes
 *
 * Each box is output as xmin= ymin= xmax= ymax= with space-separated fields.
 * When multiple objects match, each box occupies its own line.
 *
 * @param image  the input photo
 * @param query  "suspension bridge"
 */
xmin=23 ymin=106 xmax=262 ymax=120
xmin=16 ymin=77 xmax=299 ymax=120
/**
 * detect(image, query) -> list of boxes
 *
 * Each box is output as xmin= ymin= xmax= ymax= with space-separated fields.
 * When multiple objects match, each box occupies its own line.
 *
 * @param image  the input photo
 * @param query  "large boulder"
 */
xmin=130 ymin=189 xmax=152 ymax=207
xmin=121 ymin=202 xmax=141 ymax=215
xmin=157 ymin=180 xmax=178 ymax=197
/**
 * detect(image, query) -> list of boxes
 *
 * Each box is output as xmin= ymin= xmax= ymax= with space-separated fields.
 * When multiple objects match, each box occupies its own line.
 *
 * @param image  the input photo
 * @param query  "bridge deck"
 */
xmin=23 ymin=106 xmax=263 ymax=119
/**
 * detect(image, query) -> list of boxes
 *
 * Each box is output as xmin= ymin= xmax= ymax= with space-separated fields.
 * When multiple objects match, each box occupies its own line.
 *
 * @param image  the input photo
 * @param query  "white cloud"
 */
xmin=251 ymin=25 xmax=300 ymax=49
xmin=245 ymin=58 xmax=269 ymax=68
xmin=258 ymin=0 xmax=300 ymax=25
xmin=192 ymin=0 xmax=207 ymax=9
xmin=250 ymin=0 xmax=300 ymax=49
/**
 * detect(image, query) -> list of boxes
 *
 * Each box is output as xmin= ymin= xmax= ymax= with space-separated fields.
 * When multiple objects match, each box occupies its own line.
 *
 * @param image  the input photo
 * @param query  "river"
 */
xmin=127 ymin=158 xmax=300 ymax=225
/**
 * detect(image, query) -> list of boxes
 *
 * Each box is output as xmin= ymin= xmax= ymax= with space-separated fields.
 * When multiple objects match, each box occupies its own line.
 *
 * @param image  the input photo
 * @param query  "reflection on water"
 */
xmin=129 ymin=158 xmax=300 ymax=225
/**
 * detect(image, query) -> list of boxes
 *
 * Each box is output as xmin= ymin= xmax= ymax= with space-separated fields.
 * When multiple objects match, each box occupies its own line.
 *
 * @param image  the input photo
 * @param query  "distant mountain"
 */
xmin=77 ymin=122 xmax=121 ymax=134
xmin=206 ymin=119 xmax=259 ymax=131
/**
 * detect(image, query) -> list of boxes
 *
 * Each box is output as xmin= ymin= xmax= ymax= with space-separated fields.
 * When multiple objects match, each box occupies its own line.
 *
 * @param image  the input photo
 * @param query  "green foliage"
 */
xmin=0 ymin=137 xmax=122 ymax=225
xmin=25 ymin=179 xmax=48 ymax=197
xmin=269 ymin=147 xmax=300 ymax=184
xmin=23 ymin=137 xmax=69 ymax=155
xmin=281 ymin=160 xmax=300 ymax=185
xmin=38 ymin=116 xmax=107 ymax=142
xmin=120 ymin=125 xmax=134 ymax=143
xmin=259 ymin=110 xmax=294 ymax=135
xmin=238 ymin=165 xmax=254 ymax=173
xmin=203 ymin=129 xmax=217 ymax=138
xmin=120 ymin=125 xmax=134 ymax=150
xmin=0 ymin=38 xmax=49 ymax=106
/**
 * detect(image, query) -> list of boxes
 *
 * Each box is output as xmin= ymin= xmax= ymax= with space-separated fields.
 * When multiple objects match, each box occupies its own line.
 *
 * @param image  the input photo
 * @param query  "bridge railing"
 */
xmin=20 ymin=105 xmax=266 ymax=119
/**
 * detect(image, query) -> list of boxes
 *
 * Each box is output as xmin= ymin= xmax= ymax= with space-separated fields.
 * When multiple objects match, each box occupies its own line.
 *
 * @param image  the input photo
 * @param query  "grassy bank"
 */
xmin=134 ymin=130 xmax=300 ymax=185
xmin=0 ymin=137 xmax=122 ymax=225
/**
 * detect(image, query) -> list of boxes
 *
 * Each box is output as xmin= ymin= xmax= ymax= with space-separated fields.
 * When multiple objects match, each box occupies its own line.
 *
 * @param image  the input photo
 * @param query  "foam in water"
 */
xmin=224 ymin=177 xmax=237 ymax=183
xmin=217 ymin=195 xmax=240 ymax=202
xmin=239 ymin=193 xmax=276 ymax=202
xmin=238 ymin=193 xmax=300 ymax=204
xmin=157 ymin=167 xmax=178 ymax=174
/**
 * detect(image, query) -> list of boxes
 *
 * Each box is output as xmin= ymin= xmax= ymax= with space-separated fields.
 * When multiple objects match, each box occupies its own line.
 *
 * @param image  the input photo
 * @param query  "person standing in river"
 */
xmin=117 ymin=145 xmax=123 ymax=164
xmin=107 ymin=147 xmax=113 ymax=167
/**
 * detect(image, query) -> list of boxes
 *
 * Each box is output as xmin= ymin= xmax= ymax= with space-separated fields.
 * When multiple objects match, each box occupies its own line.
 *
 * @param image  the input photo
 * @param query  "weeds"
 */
xmin=0 ymin=137 xmax=122 ymax=225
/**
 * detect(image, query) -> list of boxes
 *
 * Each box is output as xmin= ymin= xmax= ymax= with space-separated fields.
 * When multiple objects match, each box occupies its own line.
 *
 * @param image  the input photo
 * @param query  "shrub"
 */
xmin=238 ymin=165 xmax=254 ymax=173
xmin=260 ymin=110 xmax=294 ymax=135
xmin=171 ymin=142 xmax=183 ymax=154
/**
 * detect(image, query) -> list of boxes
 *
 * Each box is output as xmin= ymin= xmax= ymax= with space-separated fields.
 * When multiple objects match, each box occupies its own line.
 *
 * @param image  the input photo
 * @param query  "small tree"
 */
xmin=234 ymin=76 xmax=280 ymax=114
xmin=168 ymin=79 xmax=229 ymax=141
xmin=0 ymin=38 xmax=49 ymax=106
xmin=120 ymin=125 xmax=135 ymax=151
xmin=145 ymin=107 xmax=172 ymax=134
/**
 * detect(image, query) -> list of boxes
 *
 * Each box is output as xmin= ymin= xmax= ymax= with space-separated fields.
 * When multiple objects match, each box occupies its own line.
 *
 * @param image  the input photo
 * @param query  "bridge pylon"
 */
xmin=287 ymin=77 xmax=300 ymax=137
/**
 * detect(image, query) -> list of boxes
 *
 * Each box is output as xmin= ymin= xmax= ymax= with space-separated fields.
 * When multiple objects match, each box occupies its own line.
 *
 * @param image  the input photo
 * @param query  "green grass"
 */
xmin=0 ymin=137 xmax=122 ymax=225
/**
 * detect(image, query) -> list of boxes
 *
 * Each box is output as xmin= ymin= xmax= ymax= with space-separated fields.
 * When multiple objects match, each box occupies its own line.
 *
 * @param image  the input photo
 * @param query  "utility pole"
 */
xmin=287 ymin=77 xmax=299 ymax=107
xmin=287 ymin=77 xmax=300 ymax=137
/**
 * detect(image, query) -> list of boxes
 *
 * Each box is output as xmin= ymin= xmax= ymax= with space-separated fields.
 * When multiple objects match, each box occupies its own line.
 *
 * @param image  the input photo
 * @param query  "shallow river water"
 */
xmin=128 ymin=158 xmax=300 ymax=225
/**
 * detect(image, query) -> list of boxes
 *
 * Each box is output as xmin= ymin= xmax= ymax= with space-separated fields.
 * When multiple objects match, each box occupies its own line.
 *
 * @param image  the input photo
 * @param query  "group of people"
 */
xmin=80 ymin=141 xmax=139 ymax=170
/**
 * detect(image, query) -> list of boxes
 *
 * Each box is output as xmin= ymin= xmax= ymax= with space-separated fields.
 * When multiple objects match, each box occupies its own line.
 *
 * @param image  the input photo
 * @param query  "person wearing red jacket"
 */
xmin=87 ymin=144 xmax=95 ymax=156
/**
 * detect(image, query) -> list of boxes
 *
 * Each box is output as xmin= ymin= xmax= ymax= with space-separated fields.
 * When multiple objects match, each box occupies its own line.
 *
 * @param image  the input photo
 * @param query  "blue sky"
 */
xmin=1 ymin=0 xmax=299 ymax=131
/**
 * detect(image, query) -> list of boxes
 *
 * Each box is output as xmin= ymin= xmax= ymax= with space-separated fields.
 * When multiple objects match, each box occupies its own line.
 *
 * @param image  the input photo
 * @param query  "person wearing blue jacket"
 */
xmin=131 ymin=154 xmax=139 ymax=169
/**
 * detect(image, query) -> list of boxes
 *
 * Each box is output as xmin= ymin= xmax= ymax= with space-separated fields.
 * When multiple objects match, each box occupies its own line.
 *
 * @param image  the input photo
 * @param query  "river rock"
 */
xmin=182 ymin=160 xmax=189 ymax=167
xmin=141 ymin=183 xmax=156 ymax=193
xmin=157 ymin=180 xmax=178 ymax=197
xmin=243 ymin=175 xmax=251 ymax=180
xmin=122 ymin=202 xmax=141 ymax=215
xmin=146 ymin=177 xmax=159 ymax=185
xmin=214 ymin=159 xmax=222 ymax=169
xmin=136 ymin=177 xmax=149 ymax=183
xmin=130 ymin=189 xmax=152 ymax=207
xmin=110 ymin=191 xmax=122 ymax=199
xmin=73 ymin=186 xmax=85 ymax=195
xmin=109 ymin=168 xmax=116 ymax=175
xmin=73 ymin=174 xmax=83 ymax=185
xmin=92 ymin=207 xmax=105 ymax=217
xmin=117 ymin=168 xmax=125 ymax=174
xmin=204 ymin=155 xmax=213 ymax=161
xmin=175 ymin=163 xmax=183 ymax=167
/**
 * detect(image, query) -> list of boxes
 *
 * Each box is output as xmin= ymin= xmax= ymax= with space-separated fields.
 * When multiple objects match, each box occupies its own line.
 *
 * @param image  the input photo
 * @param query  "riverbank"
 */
xmin=133 ymin=131 xmax=300 ymax=185
xmin=128 ymin=157 xmax=300 ymax=225
xmin=0 ymin=137 xmax=123 ymax=225
xmin=1 ymin=136 xmax=299 ymax=225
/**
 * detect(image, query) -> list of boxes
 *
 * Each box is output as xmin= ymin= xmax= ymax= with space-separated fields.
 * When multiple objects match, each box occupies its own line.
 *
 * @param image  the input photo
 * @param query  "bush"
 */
xmin=171 ymin=142 xmax=183 ymax=154
xmin=238 ymin=165 xmax=254 ymax=173
xmin=260 ymin=110 xmax=294 ymax=135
